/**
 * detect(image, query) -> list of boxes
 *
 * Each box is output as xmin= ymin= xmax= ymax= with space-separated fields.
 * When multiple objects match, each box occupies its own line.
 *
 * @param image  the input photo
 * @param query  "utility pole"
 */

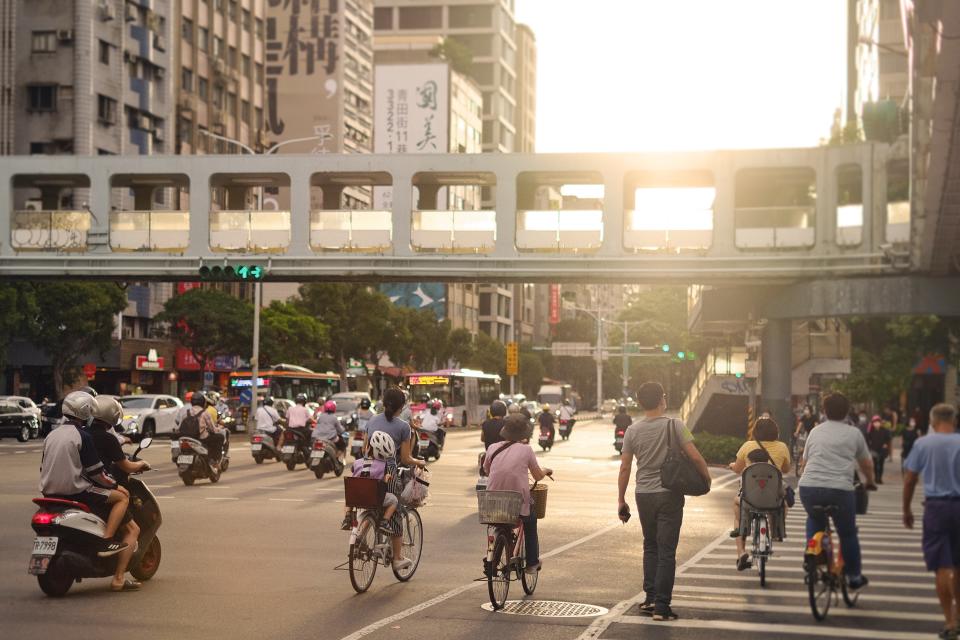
xmin=621 ymin=321 xmax=630 ymax=396
xmin=595 ymin=305 xmax=603 ymax=413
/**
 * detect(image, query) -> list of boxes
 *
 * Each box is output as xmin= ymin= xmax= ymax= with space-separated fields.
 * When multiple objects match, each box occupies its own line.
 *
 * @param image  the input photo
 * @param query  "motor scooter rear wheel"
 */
xmin=37 ymin=563 xmax=73 ymax=597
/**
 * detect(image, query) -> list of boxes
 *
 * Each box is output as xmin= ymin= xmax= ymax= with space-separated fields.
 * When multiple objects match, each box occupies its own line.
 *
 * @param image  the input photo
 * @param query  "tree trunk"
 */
xmin=52 ymin=363 xmax=64 ymax=399
xmin=338 ymin=351 xmax=348 ymax=393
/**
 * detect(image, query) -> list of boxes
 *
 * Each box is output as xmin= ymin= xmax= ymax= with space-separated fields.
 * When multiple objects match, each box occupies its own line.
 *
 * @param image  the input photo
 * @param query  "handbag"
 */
xmin=853 ymin=473 xmax=869 ymax=515
xmin=660 ymin=419 xmax=710 ymax=496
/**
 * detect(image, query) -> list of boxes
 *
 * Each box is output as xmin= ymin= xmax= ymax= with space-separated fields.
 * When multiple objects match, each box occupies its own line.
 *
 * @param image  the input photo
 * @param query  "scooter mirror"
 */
xmin=139 ymin=437 xmax=153 ymax=449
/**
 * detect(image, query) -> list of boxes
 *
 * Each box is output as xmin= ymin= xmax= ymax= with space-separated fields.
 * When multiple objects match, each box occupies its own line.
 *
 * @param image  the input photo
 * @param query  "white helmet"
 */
xmin=62 ymin=391 xmax=97 ymax=422
xmin=93 ymin=396 xmax=123 ymax=426
xmin=368 ymin=431 xmax=396 ymax=461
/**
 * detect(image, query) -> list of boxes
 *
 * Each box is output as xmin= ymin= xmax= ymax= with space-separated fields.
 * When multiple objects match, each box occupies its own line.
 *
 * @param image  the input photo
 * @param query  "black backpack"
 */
xmin=179 ymin=412 xmax=201 ymax=438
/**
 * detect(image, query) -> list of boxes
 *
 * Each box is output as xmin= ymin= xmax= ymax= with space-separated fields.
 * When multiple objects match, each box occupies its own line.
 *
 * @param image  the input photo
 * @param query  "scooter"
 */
xmin=614 ymin=425 xmax=627 ymax=453
xmin=558 ymin=418 xmax=575 ymax=440
xmin=28 ymin=438 xmax=162 ymax=597
xmin=280 ymin=428 xmax=311 ymax=471
xmin=416 ymin=428 xmax=445 ymax=461
xmin=251 ymin=426 xmax=283 ymax=464
xmin=308 ymin=439 xmax=345 ymax=479
xmin=538 ymin=426 xmax=555 ymax=452
xmin=176 ymin=434 xmax=230 ymax=486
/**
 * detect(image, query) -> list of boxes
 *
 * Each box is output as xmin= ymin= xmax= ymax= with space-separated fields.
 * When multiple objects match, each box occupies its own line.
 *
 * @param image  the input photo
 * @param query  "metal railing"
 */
xmin=109 ymin=211 xmax=189 ymax=252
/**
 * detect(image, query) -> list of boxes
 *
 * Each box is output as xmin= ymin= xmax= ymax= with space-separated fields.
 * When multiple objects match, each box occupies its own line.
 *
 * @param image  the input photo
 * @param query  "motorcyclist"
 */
xmin=559 ymin=399 xmax=576 ymax=436
xmin=613 ymin=404 xmax=633 ymax=432
xmin=187 ymin=392 xmax=227 ymax=469
xmin=312 ymin=400 xmax=346 ymax=461
xmin=419 ymin=399 xmax=445 ymax=447
xmin=356 ymin=398 xmax=375 ymax=432
xmin=256 ymin=396 xmax=284 ymax=446
xmin=214 ymin=392 xmax=230 ymax=420
xmin=89 ymin=396 xmax=148 ymax=591
xmin=481 ymin=400 xmax=508 ymax=449
xmin=39 ymin=390 xmax=129 ymax=558
xmin=538 ymin=403 xmax=556 ymax=441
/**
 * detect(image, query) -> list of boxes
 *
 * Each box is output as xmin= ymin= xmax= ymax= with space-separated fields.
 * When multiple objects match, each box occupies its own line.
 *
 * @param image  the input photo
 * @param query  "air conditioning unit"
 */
xmin=213 ymin=58 xmax=226 ymax=75
xmin=212 ymin=122 xmax=225 ymax=135
xmin=99 ymin=0 xmax=116 ymax=21
xmin=178 ymin=95 xmax=194 ymax=112
xmin=153 ymin=34 xmax=166 ymax=52
xmin=153 ymin=127 xmax=164 ymax=142
xmin=154 ymin=66 xmax=165 ymax=81
xmin=138 ymin=114 xmax=151 ymax=130
xmin=123 ymin=50 xmax=139 ymax=64
xmin=24 ymin=199 xmax=43 ymax=211
xmin=125 ymin=3 xmax=137 ymax=22
xmin=56 ymin=29 xmax=74 ymax=42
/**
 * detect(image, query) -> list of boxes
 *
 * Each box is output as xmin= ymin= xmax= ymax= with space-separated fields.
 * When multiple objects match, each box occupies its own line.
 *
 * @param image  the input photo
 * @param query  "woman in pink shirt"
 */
xmin=483 ymin=415 xmax=553 ymax=573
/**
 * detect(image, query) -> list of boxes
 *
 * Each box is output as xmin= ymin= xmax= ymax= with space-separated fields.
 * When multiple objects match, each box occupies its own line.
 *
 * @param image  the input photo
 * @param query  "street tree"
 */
xmin=259 ymin=301 xmax=330 ymax=370
xmin=0 ymin=284 xmax=36 ymax=373
xmin=519 ymin=348 xmax=546 ymax=397
xmin=387 ymin=306 xmax=452 ymax=371
xmin=463 ymin=331 xmax=506 ymax=378
xmin=154 ymin=288 xmax=252 ymax=376
xmin=24 ymin=282 xmax=127 ymax=396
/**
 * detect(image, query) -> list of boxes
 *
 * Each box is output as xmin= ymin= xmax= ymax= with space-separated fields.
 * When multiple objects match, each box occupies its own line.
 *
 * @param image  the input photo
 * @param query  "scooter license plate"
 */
xmin=282 ymin=445 xmax=295 ymax=454
xmin=310 ymin=450 xmax=324 ymax=459
xmin=615 ymin=437 xmax=624 ymax=445
xmin=251 ymin=444 xmax=263 ymax=451
xmin=352 ymin=439 xmax=363 ymax=449
xmin=177 ymin=454 xmax=194 ymax=464
xmin=28 ymin=555 xmax=52 ymax=575
xmin=32 ymin=536 xmax=58 ymax=556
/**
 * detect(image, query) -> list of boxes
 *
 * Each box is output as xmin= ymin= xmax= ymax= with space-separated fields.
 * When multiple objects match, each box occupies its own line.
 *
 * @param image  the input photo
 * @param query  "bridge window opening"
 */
xmin=209 ymin=173 xmax=290 ymax=253
xmin=411 ymin=172 xmax=495 ymax=253
xmin=734 ymin=167 xmax=816 ymax=249
xmin=516 ymin=171 xmax=604 ymax=252
xmin=11 ymin=174 xmax=92 ymax=251
xmin=886 ymin=159 xmax=909 ymax=244
xmin=310 ymin=172 xmax=392 ymax=252
xmin=836 ymin=164 xmax=863 ymax=246
xmin=109 ymin=174 xmax=189 ymax=252
xmin=624 ymin=171 xmax=714 ymax=253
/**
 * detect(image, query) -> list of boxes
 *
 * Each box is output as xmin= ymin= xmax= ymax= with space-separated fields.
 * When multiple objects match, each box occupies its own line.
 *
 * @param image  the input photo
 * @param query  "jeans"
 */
xmin=799 ymin=486 xmax=862 ymax=577
xmin=522 ymin=512 xmax=539 ymax=565
xmin=636 ymin=491 xmax=685 ymax=612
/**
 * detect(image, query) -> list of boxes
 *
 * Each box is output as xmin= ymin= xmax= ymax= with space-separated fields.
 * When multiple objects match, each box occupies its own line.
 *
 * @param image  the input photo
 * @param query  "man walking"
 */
xmin=903 ymin=404 xmax=960 ymax=640
xmin=617 ymin=381 xmax=711 ymax=622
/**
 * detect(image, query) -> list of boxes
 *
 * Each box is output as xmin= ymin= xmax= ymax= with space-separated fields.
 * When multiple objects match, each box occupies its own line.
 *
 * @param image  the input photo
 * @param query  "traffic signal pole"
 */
xmin=249 ymin=280 xmax=261 ymax=432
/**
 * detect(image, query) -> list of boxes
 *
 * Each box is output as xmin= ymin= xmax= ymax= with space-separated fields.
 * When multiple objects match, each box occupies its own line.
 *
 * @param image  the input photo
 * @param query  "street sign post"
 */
xmin=506 ymin=342 xmax=519 ymax=377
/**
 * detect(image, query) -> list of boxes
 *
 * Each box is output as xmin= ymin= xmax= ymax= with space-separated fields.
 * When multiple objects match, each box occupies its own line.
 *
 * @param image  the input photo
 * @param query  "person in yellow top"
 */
xmin=729 ymin=417 xmax=792 ymax=570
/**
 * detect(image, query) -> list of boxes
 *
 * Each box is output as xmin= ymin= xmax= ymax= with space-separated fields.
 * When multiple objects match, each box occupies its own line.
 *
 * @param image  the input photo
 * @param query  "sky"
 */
xmin=513 ymin=1 xmax=849 ymax=153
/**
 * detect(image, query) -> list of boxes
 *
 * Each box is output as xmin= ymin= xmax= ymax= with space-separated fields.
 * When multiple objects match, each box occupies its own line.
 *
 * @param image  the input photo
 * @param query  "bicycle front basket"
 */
xmin=477 ymin=490 xmax=523 ymax=525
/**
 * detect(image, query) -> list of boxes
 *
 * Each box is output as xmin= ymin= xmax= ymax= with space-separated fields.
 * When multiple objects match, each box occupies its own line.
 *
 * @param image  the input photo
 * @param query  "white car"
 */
xmin=118 ymin=394 xmax=183 ymax=437
xmin=0 ymin=396 xmax=42 ymax=423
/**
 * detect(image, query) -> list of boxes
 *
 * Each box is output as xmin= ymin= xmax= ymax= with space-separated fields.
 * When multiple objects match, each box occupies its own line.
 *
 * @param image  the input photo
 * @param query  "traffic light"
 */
xmin=677 ymin=351 xmax=686 ymax=360
xmin=198 ymin=264 xmax=264 ymax=281
xmin=660 ymin=344 xmax=671 ymax=353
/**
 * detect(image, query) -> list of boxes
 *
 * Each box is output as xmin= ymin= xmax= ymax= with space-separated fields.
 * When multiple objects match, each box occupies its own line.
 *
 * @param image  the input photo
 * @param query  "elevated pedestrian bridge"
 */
xmin=0 ymin=143 xmax=915 ymax=282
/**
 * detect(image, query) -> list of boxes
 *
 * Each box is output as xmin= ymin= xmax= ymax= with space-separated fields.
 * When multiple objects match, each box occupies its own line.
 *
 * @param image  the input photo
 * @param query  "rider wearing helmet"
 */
xmin=538 ymin=403 xmax=556 ymax=440
xmin=342 ymin=431 xmax=401 ymax=535
xmin=420 ymin=399 xmax=442 ymax=433
xmin=186 ymin=391 xmax=228 ymax=467
xmin=256 ymin=395 xmax=285 ymax=445
xmin=481 ymin=399 xmax=508 ymax=449
xmin=356 ymin=397 xmax=375 ymax=431
xmin=39 ymin=391 xmax=131 ymax=559
xmin=312 ymin=399 xmax=346 ymax=459
xmin=613 ymin=404 xmax=633 ymax=431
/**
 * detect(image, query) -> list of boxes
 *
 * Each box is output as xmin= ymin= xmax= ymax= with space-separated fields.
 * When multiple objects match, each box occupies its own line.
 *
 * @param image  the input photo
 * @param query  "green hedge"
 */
xmin=693 ymin=431 xmax=743 ymax=465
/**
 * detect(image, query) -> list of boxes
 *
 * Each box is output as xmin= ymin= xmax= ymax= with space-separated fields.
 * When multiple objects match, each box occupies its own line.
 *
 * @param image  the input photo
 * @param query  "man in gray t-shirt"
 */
xmin=617 ymin=382 xmax=711 ymax=622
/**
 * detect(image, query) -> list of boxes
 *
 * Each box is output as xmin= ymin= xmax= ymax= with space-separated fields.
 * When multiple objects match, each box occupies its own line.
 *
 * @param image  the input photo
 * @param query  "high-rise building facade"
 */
xmin=514 ymin=21 xmax=534 ymax=153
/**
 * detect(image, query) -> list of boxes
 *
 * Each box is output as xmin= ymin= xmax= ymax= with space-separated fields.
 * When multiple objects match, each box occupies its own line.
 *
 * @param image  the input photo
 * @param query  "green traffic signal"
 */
xmin=661 ymin=344 xmax=671 ymax=353
xmin=198 ymin=264 xmax=264 ymax=281
xmin=677 ymin=351 xmax=686 ymax=360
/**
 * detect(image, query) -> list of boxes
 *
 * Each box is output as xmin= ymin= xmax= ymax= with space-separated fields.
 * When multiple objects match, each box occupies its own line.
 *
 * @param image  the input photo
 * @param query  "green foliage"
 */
xmin=553 ymin=317 xmax=595 ymax=343
xmin=154 ymin=288 xmax=253 ymax=375
xmin=463 ymin=332 xmax=506 ymax=379
xmin=387 ymin=307 xmax=452 ymax=371
xmin=429 ymin=37 xmax=474 ymax=76
xmin=0 ymin=284 xmax=37 ymax=372
xmin=259 ymin=301 xmax=330 ymax=370
xmin=693 ymin=431 xmax=743 ymax=465
xmin=447 ymin=328 xmax=475 ymax=366
xmin=24 ymin=282 xmax=127 ymax=395
xmin=519 ymin=348 xmax=546 ymax=397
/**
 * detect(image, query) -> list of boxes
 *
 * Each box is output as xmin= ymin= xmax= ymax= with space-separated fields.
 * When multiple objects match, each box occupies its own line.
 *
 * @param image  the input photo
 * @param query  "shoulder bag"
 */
xmin=660 ymin=418 xmax=710 ymax=496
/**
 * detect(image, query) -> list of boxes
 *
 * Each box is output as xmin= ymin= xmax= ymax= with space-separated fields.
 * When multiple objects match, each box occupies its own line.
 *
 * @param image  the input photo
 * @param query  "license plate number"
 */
xmin=251 ymin=444 xmax=262 ymax=451
xmin=615 ymin=437 xmax=624 ymax=444
xmin=310 ymin=450 xmax=324 ymax=459
xmin=177 ymin=454 xmax=194 ymax=464
xmin=32 ymin=536 xmax=57 ymax=556
xmin=282 ymin=445 xmax=295 ymax=454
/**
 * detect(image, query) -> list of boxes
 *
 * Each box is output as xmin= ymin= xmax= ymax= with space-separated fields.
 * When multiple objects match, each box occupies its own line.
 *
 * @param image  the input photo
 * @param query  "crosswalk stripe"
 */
xmin=692 ymin=563 xmax=930 ymax=578
xmin=616 ymin=615 xmax=934 ymax=639
xmin=677 ymin=572 xmax=935 ymax=592
xmin=668 ymin=597 xmax=943 ymax=622
xmin=706 ymin=551 xmax=923 ymax=564
xmin=672 ymin=584 xmax=933 ymax=604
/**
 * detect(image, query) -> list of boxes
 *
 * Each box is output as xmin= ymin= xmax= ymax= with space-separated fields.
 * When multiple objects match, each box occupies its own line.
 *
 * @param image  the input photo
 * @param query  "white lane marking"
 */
xmin=672 ymin=584 xmax=932 ymax=604
xmin=577 ymin=528 xmax=731 ymax=640
xmin=669 ymin=597 xmax=943 ymax=622
xmin=205 ymin=497 xmax=239 ymax=501
xmin=616 ymin=615 xmax=933 ymax=639
xmin=269 ymin=498 xmax=305 ymax=502
xmin=693 ymin=563 xmax=930 ymax=578
xmin=709 ymin=473 xmax=743 ymax=491
xmin=678 ymin=572 xmax=934 ymax=591
xmin=257 ymin=486 xmax=287 ymax=491
xmin=734 ymin=547 xmax=924 ymax=559
xmin=703 ymin=552 xmax=923 ymax=567
xmin=156 ymin=496 xmax=176 ymax=500
xmin=337 ymin=520 xmax=623 ymax=640
xmin=14 ymin=451 xmax=26 ymax=454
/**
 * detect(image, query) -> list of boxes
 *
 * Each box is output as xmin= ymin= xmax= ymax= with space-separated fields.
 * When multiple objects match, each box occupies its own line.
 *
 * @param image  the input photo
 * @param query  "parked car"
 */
xmin=0 ymin=401 xmax=40 ymax=441
xmin=328 ymin=392 xmax=371 ymax=420
xmin=118 ymin=395 xmax=184 ymax=437
xmin=0 ymin=396 xmax=42 ymax=423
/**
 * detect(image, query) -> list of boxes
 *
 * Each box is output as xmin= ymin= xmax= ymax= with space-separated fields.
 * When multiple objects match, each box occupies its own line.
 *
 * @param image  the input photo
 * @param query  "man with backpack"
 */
xmin=180 ymin=393 xmax=226 ymax=469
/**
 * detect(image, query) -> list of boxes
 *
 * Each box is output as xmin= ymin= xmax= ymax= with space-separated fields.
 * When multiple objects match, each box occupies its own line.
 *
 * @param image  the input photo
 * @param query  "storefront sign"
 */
xmin=135 ymin=355 xmax=165 ymax=371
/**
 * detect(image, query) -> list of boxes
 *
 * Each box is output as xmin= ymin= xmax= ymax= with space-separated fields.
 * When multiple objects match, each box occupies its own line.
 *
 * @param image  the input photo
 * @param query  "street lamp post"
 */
xmin=196 ymin=130 xmax=329 ymax=431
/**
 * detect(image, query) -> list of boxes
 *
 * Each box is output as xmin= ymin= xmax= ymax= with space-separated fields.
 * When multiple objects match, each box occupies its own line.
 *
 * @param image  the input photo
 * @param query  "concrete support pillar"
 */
xmin=322 ymin=185 xmax=344 ymax=210
xmin=710 ymin=156 xmax=736 ymax=255
xmin=390 ymin=170 xmax=414 ymax=256
xmin=287 ymin=172 xmax=311 ymax=255
xmin=188 ymin=170 xmax=211 ymax=255
xmin=0 ymin=170 xmax=10 ymax=256
xmin=600 ymin=170 xmax=624 ymax=256
xmin=133 ymin=186 xmax=154 ymax=211
xmin=761 ymin=318 xmax=793 ymax=441
xmin=416 ymin=184 xmax=440 ymax=210
xmin=494 ymin=172 xmax=517 ymax=257
xmin=226 ymin=186 xmax=248 ymax=210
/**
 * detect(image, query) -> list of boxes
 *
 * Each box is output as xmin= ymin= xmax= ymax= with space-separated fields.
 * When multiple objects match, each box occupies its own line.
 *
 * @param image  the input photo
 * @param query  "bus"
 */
xmin=227 ymin=364 xmax=341 ymax=423
xmin=405 ymin=369 xmax=501 ymax=426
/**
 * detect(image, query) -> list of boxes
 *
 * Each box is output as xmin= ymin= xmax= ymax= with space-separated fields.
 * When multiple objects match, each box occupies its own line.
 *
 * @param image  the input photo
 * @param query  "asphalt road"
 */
xmin=0 ymin=419 xmax=937 ymax=639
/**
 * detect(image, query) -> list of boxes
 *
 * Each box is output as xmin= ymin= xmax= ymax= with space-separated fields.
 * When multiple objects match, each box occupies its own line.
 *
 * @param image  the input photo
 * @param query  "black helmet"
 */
xmin=490 ymin=400 xmax=507 ymax=418
xmin=295 ymin=393 xmax=307 ymax=404
xmin=80 ymin=386 xmax=98 ymax=397
xmin=190 ymin=391 xmax=206 ymax=407
xmin=617 ymin=404 xmax=627 ymax=414
xmin=264 ymin=396 xmax=274 ymax=406
xmin=360 ymin=398 xmax=371 ymax=409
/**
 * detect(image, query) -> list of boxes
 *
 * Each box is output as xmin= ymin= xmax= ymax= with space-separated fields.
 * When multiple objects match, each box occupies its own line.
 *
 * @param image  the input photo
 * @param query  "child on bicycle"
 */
xmin=483 ymin=415 xmax=552 ymax=574
xmin=341 ymin=431 xmax=399 ymax=536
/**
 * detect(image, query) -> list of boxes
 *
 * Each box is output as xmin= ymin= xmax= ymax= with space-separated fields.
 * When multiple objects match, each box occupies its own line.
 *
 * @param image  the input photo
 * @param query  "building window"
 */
xmin=482 ymin=121 xmax=493 ymax=145
xmin=228 ymin=0 xmax=238 ymax=20
xmin=242 ymin=8 xmax=251 ymax=31
xmin=226 ymin=91 xmax=237 ymax=113
xmin=373 ymin=7 xmax=393 ymax=29
xmin=97 ymin=94 xmax=117 ymax=124
xmin=182 ymin=67 xmax=193 ymax=92
xmin=449 ymin=5 xmax=493 ymax=28
xmin=198 ymin=26 xmax=209 ymax=52
xmin=255 ymin=17 xmax=264 ymax=39
xmin=472 ymin=63 xmax=494 ymax=85
xmin=178 ymin=116 xmax=193 ymax=146
xmin=241 ymin=100 xmax=251 ymax=123
xmin=228 ymin=46 xmax=238 ymax=69
xmin=99 ymin=39 xmax=110 ymax=65
xmin=255 ymin=62 xmax=264 ymax=84
xmin=198 ymin=76 xmax=208 ymax=100
xmin=450 ymin=34 xmax=493 ymax=56
xmin=398 ymin=6 xmax=441 ymax=29
xmin=182 ymin=17 xmax=193 ymax=43
xmin=213 ymin=36 xmax=224 ymax=58
xmin=242 ymin=54 xmax=251 ymax=76
xmin=255 ymin=107 xmax=263 ymax=130
xmin=26 ymin=84 xmax=57 ymax=112
xmin=213 ymin=84 xmax=224 ymax=108
xmin=31 ymin=31 xmax=57 ymax=53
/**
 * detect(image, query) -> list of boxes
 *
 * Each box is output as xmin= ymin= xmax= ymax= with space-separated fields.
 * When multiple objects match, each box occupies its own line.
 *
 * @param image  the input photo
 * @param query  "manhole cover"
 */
xmin=480 ymin=600 xmax=609 ymax=617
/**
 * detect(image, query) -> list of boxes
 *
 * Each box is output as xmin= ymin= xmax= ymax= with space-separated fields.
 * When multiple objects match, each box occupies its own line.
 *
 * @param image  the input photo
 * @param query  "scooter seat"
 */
xmin=33 ymin=497 xmax=91 ymax=513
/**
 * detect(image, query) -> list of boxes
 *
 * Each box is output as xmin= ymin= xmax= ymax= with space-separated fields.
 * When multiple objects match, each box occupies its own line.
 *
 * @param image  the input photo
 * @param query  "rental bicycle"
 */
xmin=739 ymin=462 xmax=784 ymax=587
xmin=792 ymin=431 xmax=807 ymax=475
xmin=746 ymin=508 xmax=774 ymax=586
xmin=804 ymin=504 xmax=858 ymax=621
xmin=478 ymin=490 xmax=538 ymax=610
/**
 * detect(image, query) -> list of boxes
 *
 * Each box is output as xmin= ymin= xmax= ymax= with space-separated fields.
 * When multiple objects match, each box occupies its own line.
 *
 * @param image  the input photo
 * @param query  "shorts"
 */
xmin=383 ymin=492 xmax=398 ymax=509
xmin=923 ymin=498 xmax=960 ymax=570
xmin=64 ymin=487 xmax=112 ymax=521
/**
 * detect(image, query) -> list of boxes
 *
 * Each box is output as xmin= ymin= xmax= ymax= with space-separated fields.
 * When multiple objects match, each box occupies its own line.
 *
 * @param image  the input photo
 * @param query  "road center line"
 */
xmin=337 ymin=520 xmax=622 ymax=640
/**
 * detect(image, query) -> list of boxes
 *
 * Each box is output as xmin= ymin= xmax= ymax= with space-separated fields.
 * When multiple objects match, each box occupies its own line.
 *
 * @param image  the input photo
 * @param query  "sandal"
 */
xmin=110 ymin=579 xmax=142 ymax=592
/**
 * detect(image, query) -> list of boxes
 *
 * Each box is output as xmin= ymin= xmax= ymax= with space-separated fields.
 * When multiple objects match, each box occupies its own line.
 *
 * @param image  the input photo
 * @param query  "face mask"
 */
xmin=909 ymin=419 xmax=917 ymax=428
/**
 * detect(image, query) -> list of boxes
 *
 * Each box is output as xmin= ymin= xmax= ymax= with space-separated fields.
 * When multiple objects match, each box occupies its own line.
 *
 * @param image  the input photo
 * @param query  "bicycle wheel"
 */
xmin=758 ymin=555 xmax=767 ymax=587
xmin=349 ymin=513 xmax=379 ymax=593
xmin=392 ymin=509 xmax=423 ymax=582
xmin=521 ymin=561 xmax=539 ymax=595
xmin=841 ymin=576 xmax=859 ymax=607
xmin=806 ymin=565 xmax=832 ymax=621
xmin=487 ymin=531 xmax=511 ymax=610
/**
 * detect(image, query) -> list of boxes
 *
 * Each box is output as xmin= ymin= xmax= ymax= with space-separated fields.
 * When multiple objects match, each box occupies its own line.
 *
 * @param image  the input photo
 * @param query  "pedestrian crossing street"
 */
xmin=591 ymin=504 xmax=940 ymax=639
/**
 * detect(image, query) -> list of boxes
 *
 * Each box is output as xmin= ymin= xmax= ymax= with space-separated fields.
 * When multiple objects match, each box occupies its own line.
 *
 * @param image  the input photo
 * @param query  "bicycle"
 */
xmin=792 ymin=431 xmax=807 ymax=475
xmin=478 ymin=490 xmax=538 ymax=610
xmin=342 ymin=471 xmax=423 ymax=594
xmin=804 ymin=504 xmax=858 ymax=621
xmin=739 ymin=462 xmax=784 ymax=587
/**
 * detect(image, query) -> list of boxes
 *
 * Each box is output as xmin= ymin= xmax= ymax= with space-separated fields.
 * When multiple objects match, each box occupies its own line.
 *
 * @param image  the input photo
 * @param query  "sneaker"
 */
xmin=97 ymin=541 xmax=128 ymax=558
xmin=637 ymin=599 xmax=655 ymax=616
xmin=847 ymin=574 xmax=869 ymax=590
xmin=938 ymin=628 xmax=958 ymax=640
xmin=524 ymin=561 xmax=542 ymax=574
xmin=378 ymin=523 xmax=394 ymax=537
xmin=728 ymin=529 xmax=741 ymax=539
xmin=737 ymin=554 xmax=752 ymax=572
xmin=652 ymin=608 xmax=679 ymax=622
xmin=392 ymin=557 xmax=413 ymax=572
xmin=340 ymin=515 xmax=352 ymax=531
